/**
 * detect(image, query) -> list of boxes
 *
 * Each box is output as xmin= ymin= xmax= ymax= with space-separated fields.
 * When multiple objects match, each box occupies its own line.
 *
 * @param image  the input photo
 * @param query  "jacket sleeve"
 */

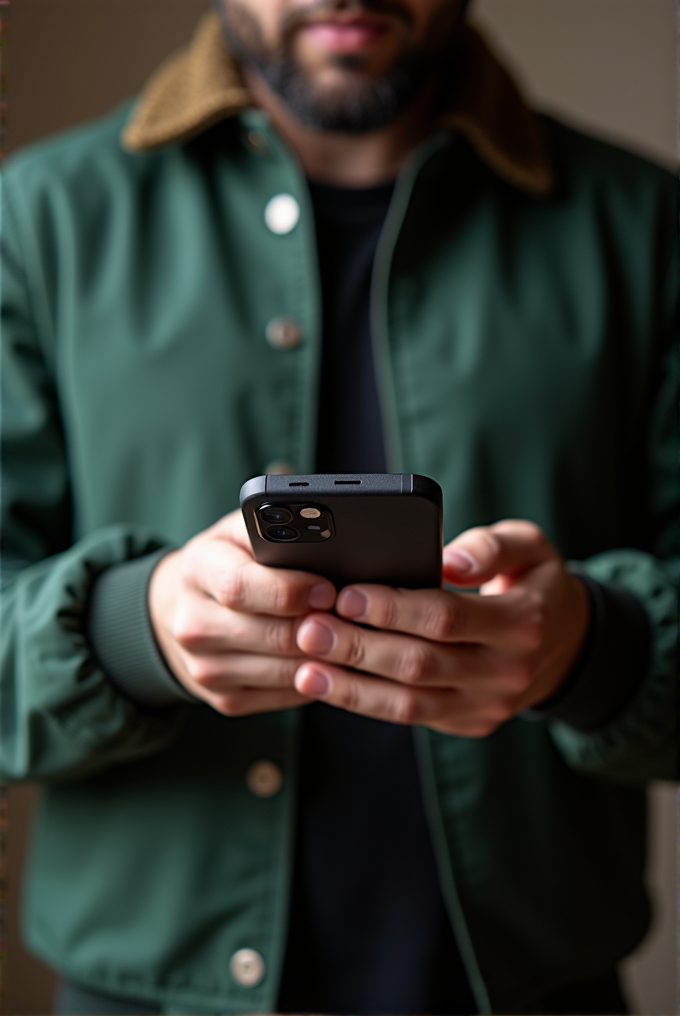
xmin=547 ymin=550 xmax=676 ymax=783
xmin=545 ymin=229 xmax=678 ymax=785
xmin=0 ymin=170 xmax=186 ymax=784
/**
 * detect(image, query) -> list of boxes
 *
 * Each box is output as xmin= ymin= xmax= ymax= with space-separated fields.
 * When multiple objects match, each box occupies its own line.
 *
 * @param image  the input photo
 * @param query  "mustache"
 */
xmin=278 ymin=0 xmax=415 ymax=35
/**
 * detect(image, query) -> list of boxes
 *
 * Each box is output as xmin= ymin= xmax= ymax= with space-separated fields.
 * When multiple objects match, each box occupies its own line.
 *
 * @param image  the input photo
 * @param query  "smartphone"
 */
xmin=240 ymin=473 xmax=443 ymax=590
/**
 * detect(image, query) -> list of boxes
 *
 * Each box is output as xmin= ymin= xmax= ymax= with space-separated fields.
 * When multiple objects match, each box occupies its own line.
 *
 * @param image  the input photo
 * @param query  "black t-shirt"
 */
xmin=277 ymin=181 xmax=477 ymax=1016
xmin=313 ymin=180 xmax=390 ymax=475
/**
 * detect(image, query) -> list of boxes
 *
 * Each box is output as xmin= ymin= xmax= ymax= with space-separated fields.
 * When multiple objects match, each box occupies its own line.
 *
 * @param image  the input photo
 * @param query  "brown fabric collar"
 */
xmin=122 ymin=11 xmax=554 ymax=195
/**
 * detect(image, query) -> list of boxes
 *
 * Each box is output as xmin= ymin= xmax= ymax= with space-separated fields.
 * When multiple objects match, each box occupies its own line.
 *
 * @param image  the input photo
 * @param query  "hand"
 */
xmin=148 ymin=510 xmax=336 ymax=715
xmin=293 ymin=521 xmax=590 ymax=737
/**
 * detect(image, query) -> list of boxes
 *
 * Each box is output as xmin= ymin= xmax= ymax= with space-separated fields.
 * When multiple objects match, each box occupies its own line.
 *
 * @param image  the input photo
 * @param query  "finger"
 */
xmin=191 ymin=508 xmax=258 ymax=562
xmin=206 ymin=686 xmax=311 ymax=718
xmin=185 ymin=535 xmax=336 ymax=616
xmin=335 ymin=584 xmax=543 ymax=649
xmin=294 ymin=660 xmax=453 ymax=724
xmin=172 ymin=593 xmax=306 ymax=657
xmin=207 ymin=507 xmax=251 ymax=546
xmin=293 ymin=663 xmax=516 ymax=737
xmin=295 ymin=613 xmax=524 ymax=690
xmin=180 ymin=651 xmax=308 ymax=695
xmin=442 ymin=520 xmax=555 ymax=587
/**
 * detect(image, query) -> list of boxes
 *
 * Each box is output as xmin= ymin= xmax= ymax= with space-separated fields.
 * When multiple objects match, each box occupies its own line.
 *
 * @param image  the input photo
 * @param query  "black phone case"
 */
xmin=240 ymin=473 xmax=443 ymax=590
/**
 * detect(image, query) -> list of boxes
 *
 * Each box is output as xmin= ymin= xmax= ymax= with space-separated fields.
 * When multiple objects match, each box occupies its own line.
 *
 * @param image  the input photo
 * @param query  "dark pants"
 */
xmin=54 ymin=971 xmax=630 ymax=1015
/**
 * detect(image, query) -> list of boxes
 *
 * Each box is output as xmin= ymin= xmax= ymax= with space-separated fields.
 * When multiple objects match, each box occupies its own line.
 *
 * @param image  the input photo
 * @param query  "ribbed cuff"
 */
xmin=87 ymin=550 xmax=196 ymax=708
xmin=524 ymin=565 xmax=652 ymax=731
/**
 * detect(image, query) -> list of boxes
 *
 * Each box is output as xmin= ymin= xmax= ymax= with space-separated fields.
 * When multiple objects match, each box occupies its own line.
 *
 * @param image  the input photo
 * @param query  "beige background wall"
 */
xmin=473 ymin=0 xmax=678 ymax=167
xmin=4 ymin=1 xmax=678 ymax=1013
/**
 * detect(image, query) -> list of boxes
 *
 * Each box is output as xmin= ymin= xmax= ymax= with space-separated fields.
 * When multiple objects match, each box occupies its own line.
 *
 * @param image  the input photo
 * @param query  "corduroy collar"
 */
xmin=122 ymin=11 xmax=555 ymax=195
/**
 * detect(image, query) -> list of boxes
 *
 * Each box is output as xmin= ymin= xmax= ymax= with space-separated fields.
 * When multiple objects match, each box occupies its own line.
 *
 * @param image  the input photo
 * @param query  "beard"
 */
xmin=217 ymin=0 xmax=462 ymax=133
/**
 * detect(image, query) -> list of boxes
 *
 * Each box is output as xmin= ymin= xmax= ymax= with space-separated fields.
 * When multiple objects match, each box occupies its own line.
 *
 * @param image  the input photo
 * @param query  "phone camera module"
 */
xmin=266 ymin=525 xmax=300 ymax=542
xmin=260 ymin=507 xmax=293 ymax=525
xmin=254 ymin=502 xmax=334 ymax=543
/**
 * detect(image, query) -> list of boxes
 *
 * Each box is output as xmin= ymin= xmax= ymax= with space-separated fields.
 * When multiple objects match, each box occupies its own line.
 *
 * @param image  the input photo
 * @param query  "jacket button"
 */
xmin=264 ymin=194 xmax=300 ymax=235
xmin=246 ymin=760 xmax=283 ymax=798
xmin=243 ymin=129 xmax=268 ymax=155
xmin=266 ymin=317 xmax=302 ymax=350
xmin=264 ymin=460 xmax=296 ymax=475
xmin=230 ymin=948 xmax=265 ymax=987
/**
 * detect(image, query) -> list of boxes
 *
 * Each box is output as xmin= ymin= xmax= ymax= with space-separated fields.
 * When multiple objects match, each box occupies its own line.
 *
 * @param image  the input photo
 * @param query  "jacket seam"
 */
xmin=2 ymin=172 xmax=58 ymax=378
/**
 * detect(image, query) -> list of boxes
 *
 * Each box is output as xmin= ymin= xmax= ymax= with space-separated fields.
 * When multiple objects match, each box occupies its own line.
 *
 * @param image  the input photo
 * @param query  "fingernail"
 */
xmin=308 ymin=582 xmax=335 ymax=609
xmin=299 ymin=619 xmax=335 ymax=654
xmin=337 ymin=588 xmax=368 ymax=619
xmin=443 ymin=549 xmax=478 ymax=574
xmin=296 ymin=666 xmax=330 ymax=698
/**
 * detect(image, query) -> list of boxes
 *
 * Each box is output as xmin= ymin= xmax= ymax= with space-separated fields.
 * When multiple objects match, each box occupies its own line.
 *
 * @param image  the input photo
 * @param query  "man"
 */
xmin=1 ymin=1 xmax=676 ymax=1014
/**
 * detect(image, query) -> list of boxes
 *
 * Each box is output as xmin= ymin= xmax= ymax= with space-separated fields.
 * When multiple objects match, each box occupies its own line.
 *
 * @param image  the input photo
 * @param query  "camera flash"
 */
xmin=300 ymin=507 xmax=321 ymax=519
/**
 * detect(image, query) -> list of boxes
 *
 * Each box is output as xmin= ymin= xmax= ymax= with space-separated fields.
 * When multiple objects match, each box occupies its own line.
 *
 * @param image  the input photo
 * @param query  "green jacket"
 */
xmin=1 ymin=18 xmax=677 ymax=1014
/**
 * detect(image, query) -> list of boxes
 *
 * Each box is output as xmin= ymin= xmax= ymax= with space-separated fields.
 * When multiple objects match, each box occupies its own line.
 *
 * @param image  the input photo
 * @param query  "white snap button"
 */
xmin=264 ymin=460 xmax=296 ymax=476
xmin=266 ymin=317 xmax=302 ymax=350
xmin=264 ymin=194 xmax=300 ymax=235
xmin=230 ymin=948 xmax=265 ymax=987
xmin=246 ymin=760 xmax=283 ymax=798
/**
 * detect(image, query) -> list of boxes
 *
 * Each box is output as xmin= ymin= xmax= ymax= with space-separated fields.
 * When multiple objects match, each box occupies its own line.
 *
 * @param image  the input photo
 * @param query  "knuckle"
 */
xmin=197 ymin=673 xmax=226 ymax=693
xmin=280 ymin=658 xmax=303 ymax=683
xmin=178 ymin=543 xmax=199 ymax=582
xmin=338 ymin=676 xmax=363 ymax=714
xmin=375 ymin=594 xmax=400 ymax=631
xmin=399 ymin=642 xmax=436 ymax=685
xmin=453 ymin=527 xmax=501 ymax=564
xmin=185 ymin=656 xmax=217 ymax=687
xmin=264 ymin=618 xmax=297 ymax=654
xmin=422 ymin=598 xmax=457 ymax=641
xmin=475 ymin=529 xmax=503 ymax=560
xmin=216 ymin=693 xmax=244 ymax=717
xmin=217 ymin=565 xmax=248 ymax=610
xmin=172 ymin=607 xmax=205 ymax=651
xmin=225 ymin=616 xmax=251 ymax=646
xmin=522 ymin=592 xmax=546 ymax=647
xmin=346 ymin=631 xmax=367 ymax=670
xmin=524 ymin=521 xmax=547 ymax=547
xmin=519 ymin=521 xmax=551 ymax=555
xmin=271 ymin=579 xmax=302 ymax=616
xmin=392 ymin=693 xmax=422 ymax=726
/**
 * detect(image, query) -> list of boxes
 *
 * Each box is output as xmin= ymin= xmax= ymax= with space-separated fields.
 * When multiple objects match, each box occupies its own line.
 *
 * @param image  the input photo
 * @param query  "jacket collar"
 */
xmin=122 ymin=11 xmax=555 ymax=195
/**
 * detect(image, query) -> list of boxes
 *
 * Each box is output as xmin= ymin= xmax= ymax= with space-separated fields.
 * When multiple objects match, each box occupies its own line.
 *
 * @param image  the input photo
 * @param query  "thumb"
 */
xmin=443 ymin=520 xmax=555 ymax=586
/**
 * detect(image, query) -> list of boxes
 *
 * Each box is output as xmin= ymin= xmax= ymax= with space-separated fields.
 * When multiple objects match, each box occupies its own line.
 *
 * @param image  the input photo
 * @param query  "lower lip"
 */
xmin=303 ymin=21 xmax=389 ymax=52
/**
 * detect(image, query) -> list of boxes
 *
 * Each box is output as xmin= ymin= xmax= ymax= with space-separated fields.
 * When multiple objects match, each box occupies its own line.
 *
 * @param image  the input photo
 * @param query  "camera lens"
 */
xmin=260 ymin=507 xmax=292 ymax=525
xmin=266 ymin=525 xmax=300 ymax=542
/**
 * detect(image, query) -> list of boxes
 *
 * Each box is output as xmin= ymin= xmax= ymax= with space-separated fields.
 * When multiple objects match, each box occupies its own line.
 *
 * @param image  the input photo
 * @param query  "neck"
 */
xmin=244 ymin=70 xmax=438 ymax=187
